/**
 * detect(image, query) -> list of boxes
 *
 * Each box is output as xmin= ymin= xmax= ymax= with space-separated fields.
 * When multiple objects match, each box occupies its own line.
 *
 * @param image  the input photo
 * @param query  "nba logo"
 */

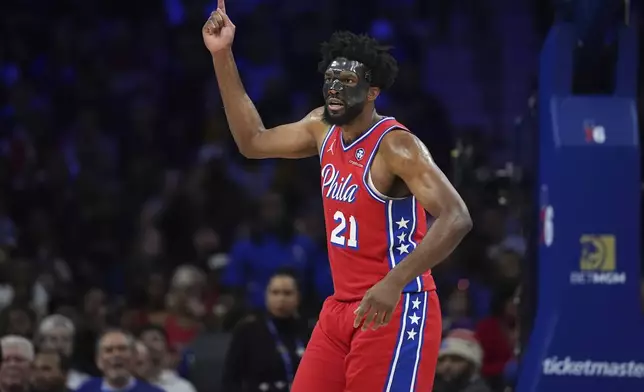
xmin=583 ymin=120 xmax=606 ymax=144
xmin=355 ymin=148 xmax=365 ymax=161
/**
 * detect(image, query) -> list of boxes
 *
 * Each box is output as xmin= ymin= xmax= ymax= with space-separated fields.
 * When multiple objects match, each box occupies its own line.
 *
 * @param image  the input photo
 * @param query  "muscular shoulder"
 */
xmin=379 ymin=129 xmax=432 ymax=170
xmin=301 ymin=106 xmax=331 ymax=144
xmin=303 ymin=106 xmax=325 ymax=123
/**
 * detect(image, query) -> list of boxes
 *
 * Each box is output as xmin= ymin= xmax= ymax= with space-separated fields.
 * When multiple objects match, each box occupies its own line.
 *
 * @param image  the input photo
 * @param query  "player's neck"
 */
xmin=341 ymin=108 xmax=381 ymax=145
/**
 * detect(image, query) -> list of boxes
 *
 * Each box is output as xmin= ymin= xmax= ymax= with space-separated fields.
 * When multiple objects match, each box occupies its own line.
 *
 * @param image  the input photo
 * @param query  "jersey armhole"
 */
xmin=361 ymin=126 xmax=410 ymax=203
xmin=318 ymin=125 xmax=336 ymax=163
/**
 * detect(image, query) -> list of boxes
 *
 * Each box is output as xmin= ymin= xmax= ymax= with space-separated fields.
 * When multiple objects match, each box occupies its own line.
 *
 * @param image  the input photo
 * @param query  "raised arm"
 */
xmin=380 ymin=130 xmax=472 ymax=287
xmin=202 ymin=3 xmax=319 ymax=159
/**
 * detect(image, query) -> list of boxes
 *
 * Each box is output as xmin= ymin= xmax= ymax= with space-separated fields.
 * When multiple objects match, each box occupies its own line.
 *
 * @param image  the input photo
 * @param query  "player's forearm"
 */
xmin=386 ymin=211 xmax=472 ymax=288
xmin=212 ymin=50 xmax=265 ymax=157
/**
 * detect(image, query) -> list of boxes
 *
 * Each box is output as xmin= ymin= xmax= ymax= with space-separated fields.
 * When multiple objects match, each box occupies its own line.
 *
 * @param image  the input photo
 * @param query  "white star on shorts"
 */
xmin=397 ymin=232 xmax=406 ymax=244
xmin=396 ymin=243 xmax=410 ymax=255
xmin=396 ymin=217 xmax=409 ymax=229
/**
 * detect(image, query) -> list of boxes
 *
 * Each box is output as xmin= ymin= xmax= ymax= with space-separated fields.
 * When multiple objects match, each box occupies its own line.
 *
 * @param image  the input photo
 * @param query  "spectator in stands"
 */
xmin=162 ymin=266 xmax=205 ymax=354
xmin=442 ymin=282 xmax=475 ymax=335
xmin=223 ymin=193 xmax=316 ymax=310
xmin=119 ymin=306 xmax=145 ymax=334
xmin=0 ymin=335 xmax=34 ymax=392
xmin=76 ymin=330 xmax=163 ymax=392
xmin=433 ymin=329 xmax=490 ymax=392
xmin=133 ymin=341 xmax=153 ymax=380
xmin=139 ymin=325 xmax=196 ymax=391
xmin=31 ymin=351 xmax=70 ymax=392
xmin=475 ymin=287 xmax=518 ymax=390
xmin=492 ymin=249 xmax=521 ymax=289
xmin=435 ymin=246 xmax=492 ymax=320
xmin=0 ymin=260 xmax=49 ymax=318
xmin=134 ymin=335 xmax=195 ymax=392
xmin=81 ymin=288 xmax=108 ymax=334
xmin=36 ymin=314 xmax=89 ymax=389
xmin=0 ymin=305 xmax=36 ymax=338
xmin=295 ymin=210 xmax=333 ymax=311
xmin=222 ymin=269 xmax=310 ymax=392
xmin=73 ymin=288 xmax=109 ymax=377
xmin=139 ymin=272 xmax=169 ymax=326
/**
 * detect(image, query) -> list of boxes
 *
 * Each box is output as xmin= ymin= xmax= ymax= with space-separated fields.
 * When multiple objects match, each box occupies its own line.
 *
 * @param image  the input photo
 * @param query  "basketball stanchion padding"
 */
xmin=516 ymin=22 xmax=642 ymax=392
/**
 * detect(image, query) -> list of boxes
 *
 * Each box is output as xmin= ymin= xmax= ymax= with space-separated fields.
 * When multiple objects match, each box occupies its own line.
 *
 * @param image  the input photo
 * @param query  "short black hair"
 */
xmin=137 ymin=324 xmax=168 ymax=343
xmin=318 ymin=31 xmax=399 ymax=90
xmin=270 ymin=267 xmax=301 ymax=292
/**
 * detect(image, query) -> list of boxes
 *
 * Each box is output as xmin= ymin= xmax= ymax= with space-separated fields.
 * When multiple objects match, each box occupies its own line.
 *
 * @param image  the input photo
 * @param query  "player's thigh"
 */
xmin=345 ymin=291 xmax=442 ymax=392
xmin=292 ymin=309 xmax=347 ymax=392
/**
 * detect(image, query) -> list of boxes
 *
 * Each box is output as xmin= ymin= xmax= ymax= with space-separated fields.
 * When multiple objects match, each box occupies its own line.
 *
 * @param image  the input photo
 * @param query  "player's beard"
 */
xmin=323 ymin=100 xmax=365 ymax=126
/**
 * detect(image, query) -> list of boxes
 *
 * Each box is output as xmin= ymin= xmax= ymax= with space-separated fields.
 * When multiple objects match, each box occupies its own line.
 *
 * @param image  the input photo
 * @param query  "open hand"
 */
xmin=353 ymin=277 xmax=403 ymax=331
xmin=202 ymin=0 xmax=236 ymax=54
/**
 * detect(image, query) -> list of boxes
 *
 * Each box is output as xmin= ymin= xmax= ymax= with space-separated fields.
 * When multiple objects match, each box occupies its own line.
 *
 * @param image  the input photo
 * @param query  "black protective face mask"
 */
xmin=322 ymin=58 xmax=371 ymax=126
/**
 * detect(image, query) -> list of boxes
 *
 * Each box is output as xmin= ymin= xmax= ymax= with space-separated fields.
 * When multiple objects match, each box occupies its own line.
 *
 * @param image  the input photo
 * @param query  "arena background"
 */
xmin=0 ymin=0 xmax=641 ymax=391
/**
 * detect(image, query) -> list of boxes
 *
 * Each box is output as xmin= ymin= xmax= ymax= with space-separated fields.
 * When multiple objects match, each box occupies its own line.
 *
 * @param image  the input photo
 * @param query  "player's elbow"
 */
xmin=236 ymin=139 xmax=265 ymax=159
xmin=237 ymin=131 xmax=276 ymax=159
xmin=237 ymin=144 xmax=262 ymax=159
xmin=449 ymin=207 xmax=473 ymax=236
xmin=459 ymin=214 xmax=473 ymax=235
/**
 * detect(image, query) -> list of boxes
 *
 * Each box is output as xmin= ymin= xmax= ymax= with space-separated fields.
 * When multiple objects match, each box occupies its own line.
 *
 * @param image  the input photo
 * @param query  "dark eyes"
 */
xmin=324 ymin=76 xmax=356 ymax=84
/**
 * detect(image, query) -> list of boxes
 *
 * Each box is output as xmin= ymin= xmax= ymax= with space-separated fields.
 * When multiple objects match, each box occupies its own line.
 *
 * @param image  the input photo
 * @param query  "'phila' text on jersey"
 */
xmin=321 ymin=163 xmax=359 ymax=203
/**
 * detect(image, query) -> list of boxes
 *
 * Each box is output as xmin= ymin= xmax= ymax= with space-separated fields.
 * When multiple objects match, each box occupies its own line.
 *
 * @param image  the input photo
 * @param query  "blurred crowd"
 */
xmin=1 ymin=0 xmax=637 ymax=392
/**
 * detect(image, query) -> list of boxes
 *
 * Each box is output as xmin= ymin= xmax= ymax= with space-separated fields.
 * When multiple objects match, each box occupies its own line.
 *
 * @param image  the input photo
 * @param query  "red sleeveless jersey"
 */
xmin=319 ymin=117 xmax=436 ymax=302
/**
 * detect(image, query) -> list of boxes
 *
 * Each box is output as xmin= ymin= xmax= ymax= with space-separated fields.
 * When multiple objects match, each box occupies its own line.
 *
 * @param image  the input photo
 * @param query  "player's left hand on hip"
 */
xmin=353 ymin=278 xmax=402 ymax=331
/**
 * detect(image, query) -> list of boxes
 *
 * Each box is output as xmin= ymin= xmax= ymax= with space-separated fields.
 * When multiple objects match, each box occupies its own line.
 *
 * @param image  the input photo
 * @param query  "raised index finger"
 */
xmin=217 ymin=0 xmax=226 ymax=13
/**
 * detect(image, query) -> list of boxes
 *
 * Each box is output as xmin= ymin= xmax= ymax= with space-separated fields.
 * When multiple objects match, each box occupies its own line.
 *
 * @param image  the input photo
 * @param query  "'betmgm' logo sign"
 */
xmin=570 ymin=234 xmax=625 ymax=285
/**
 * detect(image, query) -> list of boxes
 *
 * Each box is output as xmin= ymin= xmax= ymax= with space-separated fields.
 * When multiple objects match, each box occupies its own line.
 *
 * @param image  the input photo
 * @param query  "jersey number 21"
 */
xmin=330 ymin=210 xmax=358 ymax=248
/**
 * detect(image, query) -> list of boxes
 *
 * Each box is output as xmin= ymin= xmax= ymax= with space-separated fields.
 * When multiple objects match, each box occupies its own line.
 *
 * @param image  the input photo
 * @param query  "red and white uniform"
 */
xmin=292 ymin=117 xmax=441 ymax=392
xmin=319 ymin=116 xmax=436 ymax=299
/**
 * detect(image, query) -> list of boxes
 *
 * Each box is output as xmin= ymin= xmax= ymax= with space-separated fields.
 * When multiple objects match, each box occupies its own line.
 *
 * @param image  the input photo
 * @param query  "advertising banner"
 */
xmin=516 ymin=23 xmax=643 ymax=392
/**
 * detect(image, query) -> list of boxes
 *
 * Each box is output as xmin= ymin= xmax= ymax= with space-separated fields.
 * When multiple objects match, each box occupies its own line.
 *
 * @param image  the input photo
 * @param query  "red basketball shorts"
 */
xmin=292 ymin=291 xmax=441 ymax=392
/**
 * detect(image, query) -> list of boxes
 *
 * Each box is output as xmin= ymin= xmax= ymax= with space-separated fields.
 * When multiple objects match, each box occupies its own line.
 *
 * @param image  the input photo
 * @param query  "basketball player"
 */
xmin=203 ymin=2 xmax=472 ymax=391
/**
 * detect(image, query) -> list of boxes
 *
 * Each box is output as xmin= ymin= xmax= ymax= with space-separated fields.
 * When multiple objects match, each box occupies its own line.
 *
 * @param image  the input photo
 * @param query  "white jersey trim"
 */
xmin=319 ymin=125 xmax=336 ymax=163
xmin=341 ymin=117 xmax=394 ymax=151
xmin=362 ymin=125 xmax=408 ymax=203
